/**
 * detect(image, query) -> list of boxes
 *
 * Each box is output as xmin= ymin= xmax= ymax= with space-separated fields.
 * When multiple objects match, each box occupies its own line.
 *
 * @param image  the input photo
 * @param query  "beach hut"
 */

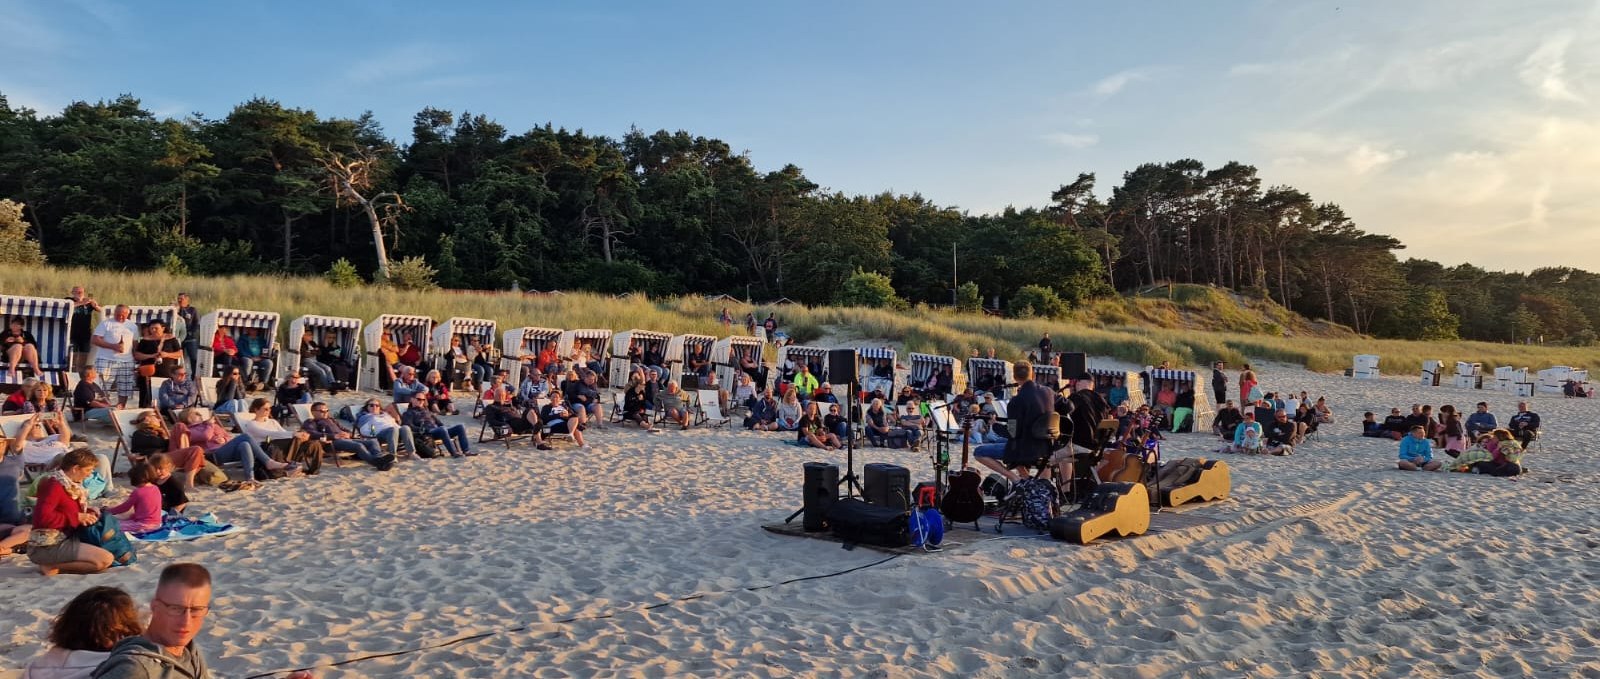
xmin=907 ymin=353 xmax=965 ymax=399
xmin=284 ymin=314 xmax=361 ymax=381
xmin=1453 ymin=362 xmax=1483 ymax=390
xmin=430 ymin=317 xmax=497 ymax=381
xmin=608 ymin=329 xmax=672 ymax=388
xmin=501 ymin=327 xmax=562 ymax=378
xmin=1033 ymin=364 xmax=1062 ymax=392
xmin=666 ymin=333 xmax=717 ymax=387
xmin=1150 ymin=367 xmax=1213 ymax=433
xmin=1352 ymin=354 xmax=1380 ymax=379
xmin=123 ymin=305 xmax=178 ymax=334
xmin=0 ymin=295 xmax=72 ymax=386
xmin=1420 ymin=360 xmax=1444 ymax=387
xmin=1512 ymin=368 xmax=1535 ymax=397
xmin=1537 ymin=366 xmax=1576 ymax=395
xmin=557 ymin=329 xmax=612 ymax=378
xmin=966 ymin=357 xmax=1013 ymax=398
xmin=858 ymin=347 xmax=897 ymax=397
xmin=777 ymin=345 xmax=830 ymax=393
xmin=1491 ymin=365 xmax=1516 ymax=393
xmin=360 ymin=314 xmax=433 ymax=390
xmin=197 ymin=309 xmax=281 ymax=379
xmin=711 ymin=335 xmax=764 ymax=393
xmin=1086 ymin=366 xmax=1144 ymax=408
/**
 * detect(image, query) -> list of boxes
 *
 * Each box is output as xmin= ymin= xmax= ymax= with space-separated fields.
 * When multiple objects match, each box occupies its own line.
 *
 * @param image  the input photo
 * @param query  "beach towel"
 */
xmin=130 ymin=512 xmax=243 ymax=542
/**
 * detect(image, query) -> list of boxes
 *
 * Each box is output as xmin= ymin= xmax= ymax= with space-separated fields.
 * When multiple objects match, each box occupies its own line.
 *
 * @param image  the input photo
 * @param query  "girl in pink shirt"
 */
xmin=103 ymin=462 xmax=162 ymax=534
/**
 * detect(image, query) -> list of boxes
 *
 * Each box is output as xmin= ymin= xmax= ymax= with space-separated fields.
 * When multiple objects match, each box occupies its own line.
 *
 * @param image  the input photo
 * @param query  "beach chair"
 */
xmin=697 ymin=390 xmax=730 ymax=428
xmin=108 ymin=408 xmax=154 ymax=476
xmin=291 ymin=402 xmax=353 ymax=469
xmin=610 ymin=390 xmax=626 ymax=423
xmin=60 ymin=371 xmax=83 ymax=422
xmin=477 ymin=399 xmax=538 ymax=447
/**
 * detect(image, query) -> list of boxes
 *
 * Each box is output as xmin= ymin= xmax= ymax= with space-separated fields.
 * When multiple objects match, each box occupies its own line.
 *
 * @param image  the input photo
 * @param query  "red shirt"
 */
xmin=213 ymin=330 xmax=238 ymax=356
xmin=536 ymin=347 xmax=557 ymax=372
xmin=30 ymin=478 xmax=85 ymax=532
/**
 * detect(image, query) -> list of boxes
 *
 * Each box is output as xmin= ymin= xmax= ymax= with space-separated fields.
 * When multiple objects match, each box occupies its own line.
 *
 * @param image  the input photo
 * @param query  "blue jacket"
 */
xmin=1398 ymin=435 xmax=1433 ymax=462
xmin=1232 ymin=421 xmax=1262 ymax=446
xmin=1465 ymin=412 xmax=1497 ymax=436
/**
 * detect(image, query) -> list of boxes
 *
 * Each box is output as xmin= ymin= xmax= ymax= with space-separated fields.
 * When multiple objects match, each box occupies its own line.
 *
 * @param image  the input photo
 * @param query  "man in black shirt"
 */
xmin=1037 ymin=333 xmax=1053 ymax=363
xmin=1211 ymin=361 xmax=1228 ymax=407
xmin=1382 ymin=408 xmax=1408 ymax=440
xmin=1264 ymin=410 xmax=1298 ymax=455
xmin=175 ymin=292 xmax=200 ymax=375
xmin=1508 ymin=401 xmax=1541 ymax=447
xmin=67 ymin=286 xmax=100 ymax=373
xmin=1213 ymin=401 xmax=1242 ymax=438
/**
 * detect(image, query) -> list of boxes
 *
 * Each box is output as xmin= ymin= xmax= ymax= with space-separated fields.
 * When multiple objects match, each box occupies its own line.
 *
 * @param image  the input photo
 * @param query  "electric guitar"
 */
xmin=940 ymin=416 xmax=986 ymax=524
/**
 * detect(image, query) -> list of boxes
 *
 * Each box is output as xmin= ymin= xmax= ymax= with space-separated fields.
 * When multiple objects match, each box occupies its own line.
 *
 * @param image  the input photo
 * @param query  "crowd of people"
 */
xmin=1361 ymin=400 xmax=1539 ymax=476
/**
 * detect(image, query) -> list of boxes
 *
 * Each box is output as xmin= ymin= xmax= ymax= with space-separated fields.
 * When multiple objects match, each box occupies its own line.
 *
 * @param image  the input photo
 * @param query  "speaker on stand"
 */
xmin=1062 ymin=352 xmax=1087 ymax=383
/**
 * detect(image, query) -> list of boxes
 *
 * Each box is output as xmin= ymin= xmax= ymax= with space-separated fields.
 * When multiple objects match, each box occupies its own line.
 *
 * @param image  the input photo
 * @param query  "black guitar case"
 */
xmin=827 ymin=498 xmax=910 ymax=548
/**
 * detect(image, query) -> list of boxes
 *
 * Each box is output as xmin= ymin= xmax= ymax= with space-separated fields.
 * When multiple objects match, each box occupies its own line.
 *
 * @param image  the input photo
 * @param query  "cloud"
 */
xmin=1344 ymin=143 xmax=1408 ymax=175
xmin=344 ymin=43 xmax=458 ymax=84
xmin=1089 ymin=68 xmax=1151 ymax=97
xmin=1043 ymin=132 xmax=1099 ymax=149
xmin=1519 ymin=32 xmax=1583 ymax=102
xmin=1257 ymin=131 xmax=1407 ymax=177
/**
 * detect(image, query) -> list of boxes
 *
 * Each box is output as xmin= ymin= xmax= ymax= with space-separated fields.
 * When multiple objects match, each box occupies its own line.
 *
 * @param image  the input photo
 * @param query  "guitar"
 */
xmin=940 ymin=416 xmax=986 ymax=524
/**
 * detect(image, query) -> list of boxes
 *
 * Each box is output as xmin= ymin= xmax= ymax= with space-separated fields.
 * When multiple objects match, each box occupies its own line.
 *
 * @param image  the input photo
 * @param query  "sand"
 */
xmin=3 ymin=362 xmax=1600 ymax=677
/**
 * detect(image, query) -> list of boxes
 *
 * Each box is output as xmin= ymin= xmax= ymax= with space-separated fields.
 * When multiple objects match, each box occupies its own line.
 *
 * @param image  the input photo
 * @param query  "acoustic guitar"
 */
xmin=940 ymin=416 xmax=985 ymax=524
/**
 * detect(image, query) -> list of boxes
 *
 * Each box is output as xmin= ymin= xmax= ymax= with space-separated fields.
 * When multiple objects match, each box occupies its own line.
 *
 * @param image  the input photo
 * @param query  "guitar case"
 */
xmin=826 ymin=498 xmax=910 ymax=548
xmin=1049 ymin=482 xmax=1150 ymax=545
xmin=1160 ymin=459 xmax=1231 ymax=507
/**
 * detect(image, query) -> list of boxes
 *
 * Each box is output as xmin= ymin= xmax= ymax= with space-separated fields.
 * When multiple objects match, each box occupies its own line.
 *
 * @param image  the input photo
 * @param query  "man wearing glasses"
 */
xmin=303 ymin=401 xmax=395 ymax=471
xmin=93 ymin=562 xmax=315 ymax=678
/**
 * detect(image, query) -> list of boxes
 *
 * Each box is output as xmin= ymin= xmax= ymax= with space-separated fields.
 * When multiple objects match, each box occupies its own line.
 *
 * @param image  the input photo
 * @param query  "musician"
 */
xmin=972 ymin=362 xmax=1053 ymax=483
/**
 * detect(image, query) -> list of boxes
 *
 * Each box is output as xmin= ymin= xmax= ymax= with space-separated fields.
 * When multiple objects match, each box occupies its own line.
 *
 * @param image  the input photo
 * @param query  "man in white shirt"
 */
xmin=90 ymin=304 xmax=138 ymax=407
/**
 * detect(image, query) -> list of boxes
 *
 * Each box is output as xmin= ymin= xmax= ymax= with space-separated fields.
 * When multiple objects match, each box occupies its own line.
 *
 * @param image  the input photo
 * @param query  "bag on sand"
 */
xmin=196 ymin=461 xmax=227 ymax=486
xmin=1016 ymin=478 xmax=1056 ymax=531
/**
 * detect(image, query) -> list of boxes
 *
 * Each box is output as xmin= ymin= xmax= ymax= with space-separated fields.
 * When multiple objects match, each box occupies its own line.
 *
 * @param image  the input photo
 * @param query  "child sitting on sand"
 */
xmin=1361 ymin=412 xmax=1386 ymax=438
xmin=102 ymin=462 xmax=162 ymax=534
xmin=1397 ymin=426 xmax=1441 ymax=471
xmin=148 ymin=453 xmax=189 ymax=513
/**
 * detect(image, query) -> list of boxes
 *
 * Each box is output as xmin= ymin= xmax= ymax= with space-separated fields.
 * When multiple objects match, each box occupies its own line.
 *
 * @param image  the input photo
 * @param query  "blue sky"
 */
xmin=6 ymin=0 xmax=1600 ymax=271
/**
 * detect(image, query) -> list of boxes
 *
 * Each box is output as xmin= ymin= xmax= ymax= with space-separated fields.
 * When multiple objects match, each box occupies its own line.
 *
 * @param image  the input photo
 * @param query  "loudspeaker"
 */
xmin=680 ymin=374 xmax=701 ymax=391
xmin=863 ymin=462 xmax=910 ymax=511
xmin=828 ymin=348 xmax=858 ymax=385
xmin=1062 ymin=352 xmax=1087 ymax=381
xmin=802 ymin=462 xmax=839 ymax=531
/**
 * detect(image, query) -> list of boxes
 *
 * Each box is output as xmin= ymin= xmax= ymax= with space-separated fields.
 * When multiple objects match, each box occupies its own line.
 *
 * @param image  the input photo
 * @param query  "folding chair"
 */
xmin=477 ymin=401 xmax=537 ymax=447
xmin=697 ymin=390 xmax=730 ymax=428
xmin=108 ymin=408 xmax=155 ymax=476
xmin=61 ymin=372 xmax=84 ymax=422
xmin=609 ymin=390 xmax=627 ymax=423
xmin=290 ymin=403 xmax=313 ymax=428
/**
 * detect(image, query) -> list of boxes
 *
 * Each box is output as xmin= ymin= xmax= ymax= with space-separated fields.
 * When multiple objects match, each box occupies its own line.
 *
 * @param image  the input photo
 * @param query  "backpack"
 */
xmin=1016 ymin=478 xmax=1056 ymax=531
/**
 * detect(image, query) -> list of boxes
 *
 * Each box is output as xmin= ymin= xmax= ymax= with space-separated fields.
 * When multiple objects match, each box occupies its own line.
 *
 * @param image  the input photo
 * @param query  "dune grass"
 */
xmin=1 ymin=267 xmax=1589 ymax=375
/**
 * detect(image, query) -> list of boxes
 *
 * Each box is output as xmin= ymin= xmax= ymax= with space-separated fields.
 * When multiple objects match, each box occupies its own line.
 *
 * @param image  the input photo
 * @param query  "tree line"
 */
xmin=0 ymin=92 xmax=1593 ymax=345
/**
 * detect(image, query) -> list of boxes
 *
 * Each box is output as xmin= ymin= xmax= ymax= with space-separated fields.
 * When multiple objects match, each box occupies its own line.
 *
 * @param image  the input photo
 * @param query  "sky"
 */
xmin=5 ymin=0 xmax=1600 ymax=272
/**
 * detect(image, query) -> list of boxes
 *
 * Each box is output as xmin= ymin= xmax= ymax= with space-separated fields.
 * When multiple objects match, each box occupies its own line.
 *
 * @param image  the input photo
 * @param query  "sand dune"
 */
xmin=3 ymin=363 xmax=1600 ymax=677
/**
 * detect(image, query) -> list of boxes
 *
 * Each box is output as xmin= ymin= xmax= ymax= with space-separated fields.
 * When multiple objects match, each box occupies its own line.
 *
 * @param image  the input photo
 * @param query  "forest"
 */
xmin=0 ymin=92 xmax=1595 ymax=346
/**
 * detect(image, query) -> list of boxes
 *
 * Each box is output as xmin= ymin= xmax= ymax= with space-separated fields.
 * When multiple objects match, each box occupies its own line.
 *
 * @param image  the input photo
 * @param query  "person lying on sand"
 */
xmin=1397 ymin=426 xmax=1441 ymax=471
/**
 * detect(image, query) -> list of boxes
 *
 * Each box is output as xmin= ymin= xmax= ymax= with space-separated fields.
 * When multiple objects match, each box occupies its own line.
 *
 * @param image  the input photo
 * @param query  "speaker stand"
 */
xmin=785 ymin=384 xmax=863 ymax=523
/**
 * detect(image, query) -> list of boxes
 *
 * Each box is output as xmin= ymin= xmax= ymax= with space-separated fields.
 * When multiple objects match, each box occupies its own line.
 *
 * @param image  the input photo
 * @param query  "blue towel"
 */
xmin=131 ymin=512 xmax=244 ymax=542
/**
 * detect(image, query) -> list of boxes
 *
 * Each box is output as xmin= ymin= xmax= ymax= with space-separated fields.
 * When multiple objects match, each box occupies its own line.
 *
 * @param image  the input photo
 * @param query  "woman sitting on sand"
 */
xmin=27 ymin=448 xmax=116 ymax=576
xmin=775 ymin=389 xmax=803 ymax=431
xmin=1439 ymin=409 xmax=1466 ymax=457
xmin=797 ymin=402 xmax=839 ymax=450
xmin=1397 ymin=425 xmax=1441 ymax=471
xmin=424 ymin=369 xmax=457 ymax=415
xmin=621 ymin=376 xmax=658 ymax=432
xmin=1221 ymin=410 xmax=1263 ymax=454
xmin=1313 ymin=397 xmax=1333 ymax=424
xmin=863 ymin=398 xmax=892 ymax=446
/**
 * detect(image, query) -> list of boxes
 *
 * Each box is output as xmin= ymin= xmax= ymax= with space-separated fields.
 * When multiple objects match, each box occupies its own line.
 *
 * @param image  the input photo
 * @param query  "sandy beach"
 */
xmin=3 ymin=361 xmax=1599 ymax=677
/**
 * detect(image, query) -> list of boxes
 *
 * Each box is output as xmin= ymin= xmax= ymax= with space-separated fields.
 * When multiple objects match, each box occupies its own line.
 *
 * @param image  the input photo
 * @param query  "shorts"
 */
xmin=28 ymin=534 xmax=82 ymax=566
xmin=95 ymin=359 xmax=136 ymax=399
xmin=22 ymin=435 xmax=68 ymax=465
xmin=973 ymin=443 xmax=1007 ymax=460
xmin=548 ymin=421 xmax=571 ymax=435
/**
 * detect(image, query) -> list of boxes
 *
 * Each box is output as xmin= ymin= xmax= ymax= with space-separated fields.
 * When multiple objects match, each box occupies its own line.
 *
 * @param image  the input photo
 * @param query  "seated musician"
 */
xmin=973 ymin=363 xmax=1055 ymax=483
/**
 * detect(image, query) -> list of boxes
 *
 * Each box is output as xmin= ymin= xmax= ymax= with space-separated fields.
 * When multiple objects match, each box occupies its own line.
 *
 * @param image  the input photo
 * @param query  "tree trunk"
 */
xmin=362 ymin=198 xmax=390 ymax=280
xmin=179 ymin=182 xmax=188 ymax=237
xmin=282 ymin=211 xmax=293 ymax=267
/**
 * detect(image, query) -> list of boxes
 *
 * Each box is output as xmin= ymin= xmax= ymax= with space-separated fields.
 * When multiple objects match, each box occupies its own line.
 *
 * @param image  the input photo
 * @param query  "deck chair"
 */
xmin=609 ymin=390 xmax=626 ymax=423
xmin=540 ymin=399 xmax=575 ymax=443
xmin=697 ymin=390 xmax=730 ymax=428
xmin=108 ymin=408 xmax=155 ymax=475
xmin=291 ymin=402 xmax=352 ymax=469
xmin=61 ymin=371 xmax=83 ymax=422
xmin=477 ymin=399 xmax=539 ymax=447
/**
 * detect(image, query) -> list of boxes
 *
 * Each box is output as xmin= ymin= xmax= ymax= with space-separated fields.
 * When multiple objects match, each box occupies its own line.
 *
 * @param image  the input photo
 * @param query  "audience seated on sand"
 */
xmin=775 ymin=389 xmax=803 ymax=431
xmin=1458 ymin=429 xmax=1523 ymax=477
xmin=540 ymin=390 xmax=586 ymax=447
xmin=570 ymin=371 xmax=603 ymax=422
xmin=893 ymin=386 xmax=916 ymax=407
xmin=1380 ymin=408 xmax=1408 ymax=440
xmin=146 ymin=453 xmax=191 ymax=513
xmin=239 ymin=398 xmax=320 ymax=472
xmin=128 ymin=410 xmax=206 ymax=490
xmin=357 ymin=398 xmax=415 ymax=458
xmin=28 ymin=448 xmax=117 ymax=576
xmin=174 ymin=406 xmax=284 ymax=491
xmin=964 ymin=403 xmax=1004 ymax=445
xmin=744 ymin=389 xmax=778 ymax=432
xmin=1212 ymin=401 xmax=1242 ymax=438
xmin=1 ymin=439 xmax=31 ymax=558
xmin=897 ymin=398 xmax=926 ymax=449
xmin=103 ymin=462 xmax=162 ymax=534
xmin=1466 ymin=402 xmax=1497 ymax=438
xmin=402 ymin=393 xmax=472 ymax=458
xmin=392 ymin=366 xmax=426 ymax=411
xmin=1397 ymin=426 xmax=1441 ymax=471
xmin=1508 ymin=401 xmax=1540 ymax=448
xmin=1262 ymin=410 xmax=1298 ymax=455
xmin=16 ymin=413 xmax=104 ymax=483
xmin=824 ymin=402 xmax=850 ymax=442
xmin=1293 ymin=403 xmax=1319 ymax=437
xmin=304 ymin=401 xmax=394 ymax=471
xmin=811 ymin=382 xmax=838 ymax=405
xmin=1361 ymin=412 xmax=1384 ymax=438
xmin=797 ymin=402 xmax=840 ymax=450
xmin=863 ymin=398 xmax=893 ymax=446
xmin=23 ymin=585 xmax=143 ymax=675
xmin=274 ymin=373 xmax=311 ymax=411
xmin=1314 ymin=397 xmax=1333 ymax=424
xmin=20 ymin=380 xmax=60 ymax=417
xmin=1220 ymin=410 xmax=1264 ymax=455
